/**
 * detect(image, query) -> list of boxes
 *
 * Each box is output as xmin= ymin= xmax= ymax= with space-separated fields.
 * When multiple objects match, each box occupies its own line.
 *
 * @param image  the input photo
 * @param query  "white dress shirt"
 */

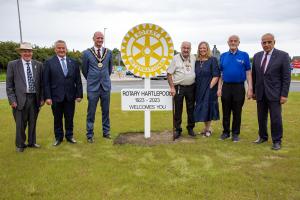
xmin=260 ymin=48 xmax=274 ymax=73
xmin=94 ymin=46 xmax=103 ymax=57
xmin=21 ymin=59 xmax=35 ymax=93
xmin=57 ymin=55 xmax=67 ymax=72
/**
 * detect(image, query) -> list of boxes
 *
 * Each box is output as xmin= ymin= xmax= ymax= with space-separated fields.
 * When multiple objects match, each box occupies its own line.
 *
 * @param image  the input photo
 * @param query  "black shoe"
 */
xmin=253 ymin=137 xmax=268 ymax=144
xmin=53 ymin=140 xmax=62 ymax=146
xmin=219 ymin=133 xmax=230 ymax=140
xmin=272 ymin=142 xmax=281 ymax=150
xmin=103 ymin=135 xmax=111 ymax=139
xmin=66 ymin=137 xmax=77 ymax=144
xmin=28 ymin=144 xmax=41 ymax=148
xmin=87 ymin=138 xmax=94 ymax=143
xmin=174 ymin=131 xmax=181 ymax=139
xmin=16 ymin=147 xmax=24 ymax=152
xmin=188 ymin=129 xmax=196 ymax=137
xmin=232 ymin=135 xmax=240 ymax=142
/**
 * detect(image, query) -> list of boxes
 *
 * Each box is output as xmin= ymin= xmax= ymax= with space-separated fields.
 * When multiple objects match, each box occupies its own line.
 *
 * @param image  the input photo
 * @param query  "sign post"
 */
xmin=144 ymin=78 xmax=151 ymax=138
xmin=121 ymin=23 xmax=174 ymax=138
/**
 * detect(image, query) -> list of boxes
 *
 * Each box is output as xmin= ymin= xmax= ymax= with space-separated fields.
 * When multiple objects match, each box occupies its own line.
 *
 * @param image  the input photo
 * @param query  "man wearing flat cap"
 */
xmin=6 ymin=42 xmax=44 ymax=152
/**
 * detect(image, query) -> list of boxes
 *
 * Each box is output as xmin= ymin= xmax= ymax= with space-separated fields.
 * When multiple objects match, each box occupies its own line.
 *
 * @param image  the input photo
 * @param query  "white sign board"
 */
xmin=121 ymin=89 xmax=172 ymax=111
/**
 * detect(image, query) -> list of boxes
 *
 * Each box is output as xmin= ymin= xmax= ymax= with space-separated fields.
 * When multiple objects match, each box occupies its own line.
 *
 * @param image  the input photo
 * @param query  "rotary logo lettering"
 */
xmin=121 ymin=23 xmax=174 ymax=78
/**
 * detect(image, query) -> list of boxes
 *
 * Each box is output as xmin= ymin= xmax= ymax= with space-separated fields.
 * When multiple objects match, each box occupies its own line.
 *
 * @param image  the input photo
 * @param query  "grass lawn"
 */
xmin=292 ymin=74 xmax=300 ymax=81
xmin=0 ymin=92 xmax=300 ymax=200
xmin=0 ymin=72 xmax=6 ymax=82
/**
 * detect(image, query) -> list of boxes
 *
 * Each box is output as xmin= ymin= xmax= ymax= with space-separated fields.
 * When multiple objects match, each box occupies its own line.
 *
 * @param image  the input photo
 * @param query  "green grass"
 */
xmin=0 ymin=72 xmax=6 ymax=82
xmin=1 ymin=93 xmax=300 ymax=200
xmin=292 ymin=74 xmax=300 ymax=81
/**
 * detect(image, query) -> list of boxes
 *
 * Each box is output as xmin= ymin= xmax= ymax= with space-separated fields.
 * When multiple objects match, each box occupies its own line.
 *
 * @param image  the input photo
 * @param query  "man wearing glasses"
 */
xmin=252 ymin=33 xmax=291 ymax=150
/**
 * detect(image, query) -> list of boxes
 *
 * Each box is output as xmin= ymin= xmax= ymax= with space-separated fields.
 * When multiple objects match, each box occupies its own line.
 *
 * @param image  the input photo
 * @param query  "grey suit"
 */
xmin=6 ymin=59 xmax=44 ymax=147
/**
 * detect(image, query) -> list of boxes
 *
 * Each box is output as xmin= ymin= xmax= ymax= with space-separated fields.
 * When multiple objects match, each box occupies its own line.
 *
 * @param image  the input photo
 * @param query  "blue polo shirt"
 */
xmin=220 ymin=49 xmax=251 ymax=83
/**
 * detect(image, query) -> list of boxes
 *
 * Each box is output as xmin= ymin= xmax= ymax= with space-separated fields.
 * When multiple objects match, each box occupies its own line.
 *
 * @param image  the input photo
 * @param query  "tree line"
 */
xmin=0 ymin=41 xmax=123 ymax=73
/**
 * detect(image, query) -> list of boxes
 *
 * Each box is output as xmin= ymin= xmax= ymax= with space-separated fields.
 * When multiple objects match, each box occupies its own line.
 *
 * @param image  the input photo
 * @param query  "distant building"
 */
xmin=291 ymin=56 xmax=300 ymax=74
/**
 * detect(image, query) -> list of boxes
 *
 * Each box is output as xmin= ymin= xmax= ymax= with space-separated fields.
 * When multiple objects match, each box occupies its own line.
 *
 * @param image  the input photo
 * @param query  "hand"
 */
xmin=46 ymin=99 xmax=52 ymax=105
xmin=76 ymin=98 xmax=82 ymax=102
xmin=217 ymin=89 xmax=222 ymax=97
xmin=280 ymin=96 xmax=288 ymax=104
xmin=40 ymin=100 xmax=45 ymax=107
xmin=247 ymin=89 xmax=253 ymax=99
xmin=11 ymin=102 xmax=17 ymax=109
xmin=252 ymin=94 xmax=256 ymax=100
xmin=170 ymin=87 xmax=176 ymax=96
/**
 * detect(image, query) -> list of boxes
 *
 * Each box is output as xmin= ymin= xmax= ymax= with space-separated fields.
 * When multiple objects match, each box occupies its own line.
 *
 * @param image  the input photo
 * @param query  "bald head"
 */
xmin=181 ymin=41 xmax=191 ymax=48
xmin=93 ymin=31 xmax=104 ymax=48
xmin=228 ymin=35 xmax=240 ymax=42
xmin=261 ymin=33 xmax=275 ymax=40
xmin=93 ymin=31 xmax=104 ymax=38
xmin=181 ymin=41 xmax=191 ymax=59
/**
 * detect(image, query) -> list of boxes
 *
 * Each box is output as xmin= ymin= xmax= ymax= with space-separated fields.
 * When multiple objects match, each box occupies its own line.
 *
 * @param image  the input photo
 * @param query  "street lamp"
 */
xmin=104 ymin=27 xmax=107 ymax=47
xmin=16 ymin=0 xmax=23 ymax=43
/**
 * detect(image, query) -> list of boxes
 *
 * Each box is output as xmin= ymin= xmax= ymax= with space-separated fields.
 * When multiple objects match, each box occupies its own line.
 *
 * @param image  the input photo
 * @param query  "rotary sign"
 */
xmin=121 ymin=23 xmax=174 ymax=78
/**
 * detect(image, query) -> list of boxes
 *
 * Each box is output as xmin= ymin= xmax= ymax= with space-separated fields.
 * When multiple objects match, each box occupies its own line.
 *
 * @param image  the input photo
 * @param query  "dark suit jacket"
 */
xmin=252 ymin=48 xmax=291 ymax=101
xmin=43 ymin=56 xmax=83 ymax=102
xmin=81 ymin=47 xmax=113 ymax=92
xmin=6 ymin=59 xmax=44 ymax=110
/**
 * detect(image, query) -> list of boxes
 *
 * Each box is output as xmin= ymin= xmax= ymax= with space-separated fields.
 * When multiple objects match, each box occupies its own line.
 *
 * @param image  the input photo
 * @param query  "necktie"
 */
xmin=26 ymin=62 xmax=35 ymax=92
xmin=61 ymin=58 xmax=68 ymax=77
xmin=97 ymin=48 xmax=101 ymax=58
xmin=261 ymin=52 xmax=268 ymax=74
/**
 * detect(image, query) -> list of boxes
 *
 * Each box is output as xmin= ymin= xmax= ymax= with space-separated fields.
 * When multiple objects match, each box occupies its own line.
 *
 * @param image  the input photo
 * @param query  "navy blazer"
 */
xmin=81 ymin=47 xmax=113 ymax=92
xmin=252 ymin=48 xmax=291 ymax=101
xmin=43 ymin=56 xmax=83 ymax=102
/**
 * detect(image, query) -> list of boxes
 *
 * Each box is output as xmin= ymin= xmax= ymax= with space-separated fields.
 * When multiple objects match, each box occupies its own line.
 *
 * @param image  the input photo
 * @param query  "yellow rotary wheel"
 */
xmin=121 ymin=23 xmax=174 ymax=78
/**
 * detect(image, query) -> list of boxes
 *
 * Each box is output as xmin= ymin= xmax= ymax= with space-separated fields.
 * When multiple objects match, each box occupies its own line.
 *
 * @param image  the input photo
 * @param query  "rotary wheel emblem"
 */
xmin=121 ymin=23 xmax=174 ymax=78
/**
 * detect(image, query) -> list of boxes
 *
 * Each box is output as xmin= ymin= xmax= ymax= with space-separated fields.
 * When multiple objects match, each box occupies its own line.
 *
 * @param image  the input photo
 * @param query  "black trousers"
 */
xmin=221 ymin=83 xmax=245 ymax=136
xmin=51 ymin=97 xmax=75 ymax=141
xmin=257 ymin=94 xmax=282 ymax=143
xmin=13 ymin=94 xmax=38 ymax=148
xmin=174 ymin=84 xmax=195 ymax=132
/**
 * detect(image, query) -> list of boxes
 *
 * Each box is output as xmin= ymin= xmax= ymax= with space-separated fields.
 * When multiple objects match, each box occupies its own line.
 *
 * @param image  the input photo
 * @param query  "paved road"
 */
xmin=1 ymin=79 xmax=300 ymax=100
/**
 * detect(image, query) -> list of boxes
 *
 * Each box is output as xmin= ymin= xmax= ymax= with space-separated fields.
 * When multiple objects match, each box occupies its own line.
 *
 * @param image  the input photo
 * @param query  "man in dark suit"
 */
xmin=6 ymin=42 xmax=44 ymax=152
xmin=44 ymin=40 xmax=83 ymax=146
xmin=82 ymin=31 xmax=113 ymax=143
xmin=252 ymin=33 xmax=291 ymax=150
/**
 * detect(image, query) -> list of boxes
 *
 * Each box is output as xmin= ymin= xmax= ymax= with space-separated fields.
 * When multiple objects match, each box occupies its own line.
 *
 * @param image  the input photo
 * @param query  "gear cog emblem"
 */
xmin=121 ymin=23 xmax=174 ymax=78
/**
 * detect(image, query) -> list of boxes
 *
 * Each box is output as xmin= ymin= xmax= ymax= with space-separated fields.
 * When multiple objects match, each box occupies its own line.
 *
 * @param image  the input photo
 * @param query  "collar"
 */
xmin=57 ymin=55 xmax=67 ymax=61
xmin=21 ymin=59 xmax=32 ymax=65
xmin=180 ymin=53 xmax=190 ymax=62
xmin=229 ymin=49 xmax=239 ymax=55
xmin=264 ymin=48 xmax=274 ymax=56
xmin=94 ymin=46 xmax=103 ymax=52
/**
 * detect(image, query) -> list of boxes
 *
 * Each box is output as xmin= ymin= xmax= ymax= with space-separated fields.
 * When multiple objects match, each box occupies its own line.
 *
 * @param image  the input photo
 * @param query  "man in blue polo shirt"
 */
xmin=217 ymin=35 xmax=253 ymax=142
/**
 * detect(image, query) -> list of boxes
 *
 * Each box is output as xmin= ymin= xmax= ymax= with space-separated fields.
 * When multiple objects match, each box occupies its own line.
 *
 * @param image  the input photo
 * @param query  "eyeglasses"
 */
xmin=262 ymin=41 xmax=273 ymax=45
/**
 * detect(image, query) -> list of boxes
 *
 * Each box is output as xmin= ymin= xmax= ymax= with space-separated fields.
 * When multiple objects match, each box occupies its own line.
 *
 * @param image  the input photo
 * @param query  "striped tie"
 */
xmin=26 ymin=62 xmax=35 ymax=92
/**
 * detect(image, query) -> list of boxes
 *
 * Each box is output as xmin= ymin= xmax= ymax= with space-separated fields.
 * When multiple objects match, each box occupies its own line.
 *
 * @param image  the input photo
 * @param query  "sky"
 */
xmin=0 ymin=0 xmax=299 ymax=57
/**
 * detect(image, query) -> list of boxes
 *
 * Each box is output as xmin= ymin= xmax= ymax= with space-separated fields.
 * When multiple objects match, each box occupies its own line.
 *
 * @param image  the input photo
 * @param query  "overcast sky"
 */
xmin=0 ymin=0 xmax=299 ymax=57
